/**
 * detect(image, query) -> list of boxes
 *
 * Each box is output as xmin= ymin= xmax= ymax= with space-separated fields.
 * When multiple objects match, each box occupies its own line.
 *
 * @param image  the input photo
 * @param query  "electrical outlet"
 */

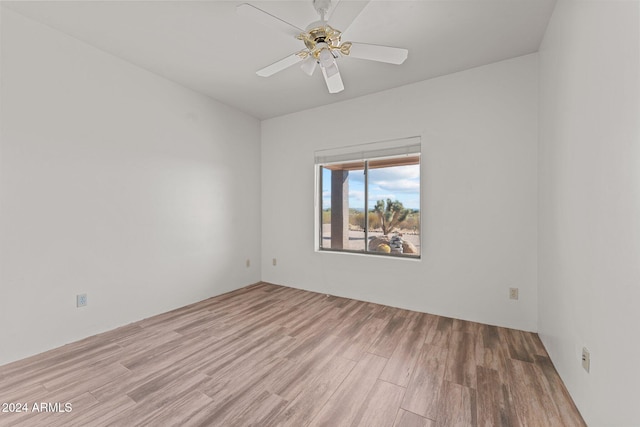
xmin=582 ymin=347 xmax=590 ymax=373
xmin=272 ymin=258 xmax=277 ymax=266
xmin=246 ymin=259 xmax=250 ymax=268
xmin=76 ymin=293 xmax=87 ymax=308
xmin=509 ymin=287 xmax=519 ymax=300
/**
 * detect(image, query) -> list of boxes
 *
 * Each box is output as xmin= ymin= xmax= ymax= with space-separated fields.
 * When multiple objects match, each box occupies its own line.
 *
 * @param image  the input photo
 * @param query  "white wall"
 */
xmin=0 ymin=9 xmax=261 ymax=366
xmin=538 ymin=1 xmax=640 ymax=425
xmin=261 ymin=54 xmax=539 ymax=331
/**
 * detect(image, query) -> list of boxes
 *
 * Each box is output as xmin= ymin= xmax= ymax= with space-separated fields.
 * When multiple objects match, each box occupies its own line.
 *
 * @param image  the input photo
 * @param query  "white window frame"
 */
xmin=314 ymin=137 xmax=422 ymax=258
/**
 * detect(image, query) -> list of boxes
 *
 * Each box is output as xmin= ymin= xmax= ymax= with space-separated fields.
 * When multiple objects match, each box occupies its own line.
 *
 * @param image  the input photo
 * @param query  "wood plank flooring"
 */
xmin=0 ymin=283 xmax=586 ymax=426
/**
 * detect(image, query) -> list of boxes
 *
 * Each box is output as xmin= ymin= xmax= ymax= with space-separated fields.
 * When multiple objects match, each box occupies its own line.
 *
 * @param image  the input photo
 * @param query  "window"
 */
xmin=316 ymin=138 xmax=421 ymax=258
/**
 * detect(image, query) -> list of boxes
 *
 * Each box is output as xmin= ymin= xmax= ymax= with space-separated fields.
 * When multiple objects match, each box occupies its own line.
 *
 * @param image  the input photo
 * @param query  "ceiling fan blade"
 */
xmin=300 ymin=57 xmax=318 ymax=76
xmin=237 ymin=3 xmax=304 ymax=38
xmin=321 ymin=63 xmax=344 ymax=94
xmin=257 ymin=53 xmax=304 ymax=77
xmin=346 ymin=42 xmax=408 ymax=65
xmin=328 ymin=0 xmax=370 ymax=35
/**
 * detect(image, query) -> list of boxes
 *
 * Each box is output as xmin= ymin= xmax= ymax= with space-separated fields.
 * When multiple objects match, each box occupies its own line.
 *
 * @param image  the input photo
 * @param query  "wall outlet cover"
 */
xmin=76 ymin=293 xmax=88 ymax=308
xmin=582 ymin=347 xmax=590 ymax=373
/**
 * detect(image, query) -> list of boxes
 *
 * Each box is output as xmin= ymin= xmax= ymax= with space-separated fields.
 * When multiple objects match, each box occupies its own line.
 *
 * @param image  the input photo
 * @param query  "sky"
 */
xmin=322 ymin=164 xmax=420 ymax=210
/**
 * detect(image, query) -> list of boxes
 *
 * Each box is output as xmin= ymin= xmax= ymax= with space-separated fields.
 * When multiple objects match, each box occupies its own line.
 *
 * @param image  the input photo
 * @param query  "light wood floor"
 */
xmin=0 ymin=283 xmax=586 ymax=426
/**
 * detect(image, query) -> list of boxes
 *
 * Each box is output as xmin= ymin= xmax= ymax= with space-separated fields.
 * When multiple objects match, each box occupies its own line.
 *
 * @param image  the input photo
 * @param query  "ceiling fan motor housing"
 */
xmin=299 ymin=23 xmax=350 ymax=62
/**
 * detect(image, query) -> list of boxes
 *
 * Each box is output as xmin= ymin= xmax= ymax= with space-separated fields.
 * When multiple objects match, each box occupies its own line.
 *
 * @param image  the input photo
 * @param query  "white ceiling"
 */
xmin=3 ymin=0 xmax=556 ymax=120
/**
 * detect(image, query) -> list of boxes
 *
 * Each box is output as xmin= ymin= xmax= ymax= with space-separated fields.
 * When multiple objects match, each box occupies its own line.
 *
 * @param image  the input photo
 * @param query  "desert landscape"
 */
xmin=321 ymin=224 xmax=421 ymax=255
xmin=320 ymin=201 xmax=421 ymax=255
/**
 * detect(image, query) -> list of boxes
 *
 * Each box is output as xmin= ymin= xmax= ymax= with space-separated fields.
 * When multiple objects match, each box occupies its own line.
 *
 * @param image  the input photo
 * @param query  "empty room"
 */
xmin=0 ymin=0 xmax=638 ymax=426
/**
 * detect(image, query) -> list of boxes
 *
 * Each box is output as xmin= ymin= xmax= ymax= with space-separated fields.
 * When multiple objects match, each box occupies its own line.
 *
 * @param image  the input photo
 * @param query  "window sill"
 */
xmin=317 ymin=248 xmax=421 ymax=261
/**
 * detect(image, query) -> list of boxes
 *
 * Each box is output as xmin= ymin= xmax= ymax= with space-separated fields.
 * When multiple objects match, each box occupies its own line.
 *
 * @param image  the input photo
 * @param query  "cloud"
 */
xmin=324 ymin=163 xmax=420 ymax=209
xmin=349 ymin=190 xmax=365 ymax=205
xmin=375 ymin=179 xmax=420 ymax=193
xmin=368 ymin=193 xmax=397 ymax=201
xmin=369 ymin=164 xmax=419 ymax=181
xmin=369 ymin=164 xmax=420 ymax=193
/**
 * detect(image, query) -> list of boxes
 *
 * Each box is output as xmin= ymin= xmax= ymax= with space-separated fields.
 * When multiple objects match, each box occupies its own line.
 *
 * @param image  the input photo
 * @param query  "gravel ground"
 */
xmin=321 ymin=225 xmax=421 ymax=254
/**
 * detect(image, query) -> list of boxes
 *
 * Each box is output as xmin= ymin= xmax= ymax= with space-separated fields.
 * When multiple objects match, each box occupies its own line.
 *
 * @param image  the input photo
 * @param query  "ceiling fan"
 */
xmin=237 ymin=0 xmax=408 ymax=94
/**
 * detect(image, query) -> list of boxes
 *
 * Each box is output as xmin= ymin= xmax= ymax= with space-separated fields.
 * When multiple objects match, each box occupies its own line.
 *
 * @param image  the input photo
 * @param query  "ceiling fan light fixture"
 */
xmin=318 ymin=47 xmax=335 ymax=68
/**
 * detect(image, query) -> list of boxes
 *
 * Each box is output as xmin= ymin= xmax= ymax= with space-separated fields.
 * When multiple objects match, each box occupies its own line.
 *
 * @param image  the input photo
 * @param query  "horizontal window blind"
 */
xmin=314 ymin=136 xmax=421 ymax=165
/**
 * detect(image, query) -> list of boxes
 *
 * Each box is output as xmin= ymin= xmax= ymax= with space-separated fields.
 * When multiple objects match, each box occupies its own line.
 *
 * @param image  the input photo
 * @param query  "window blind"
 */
xmin=314 ymin=136 xmax=421 ymax=165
